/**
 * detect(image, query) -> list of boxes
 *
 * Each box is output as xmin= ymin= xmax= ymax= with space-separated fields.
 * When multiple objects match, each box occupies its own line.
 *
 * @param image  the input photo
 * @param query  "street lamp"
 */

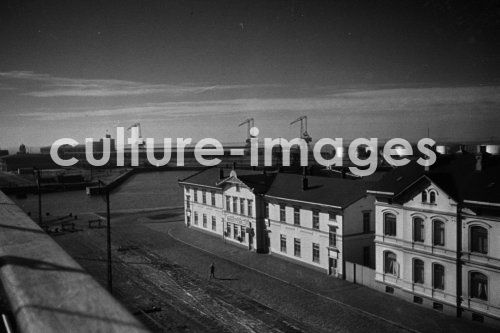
xmin=98 ymin=180 xmax=113 ymax=293
xmin=33 ymin=167 xmax=42 ymax=225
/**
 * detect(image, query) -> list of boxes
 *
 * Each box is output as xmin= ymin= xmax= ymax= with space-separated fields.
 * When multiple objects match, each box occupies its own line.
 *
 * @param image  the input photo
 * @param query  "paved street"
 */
xmin=52 ymin=209 xmax=497 ymax=333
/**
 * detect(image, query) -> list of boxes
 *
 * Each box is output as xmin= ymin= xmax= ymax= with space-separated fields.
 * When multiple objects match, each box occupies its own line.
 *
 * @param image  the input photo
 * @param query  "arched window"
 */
xmin=421 ymin=191 xmax=427 ymax=202
xmin=413 ymin=217 xmax=424 ymax=242
xmin=433 ymin=264 xmax=445 ymax=290
xmin=384 ymin=213 xmax=397 ymax=236
xmin=429 ymin=191 xmax=436 ymax=204
xmin=384 ymin=251 xmax=397 ymax=275
xmin=470 ymin=226 xmax=488 ymax=254
xmin=470 ymin=272 xmax=488 ymax=300
xmin=413 ymin=259 xmax=424 ymax=284
xmin=433 ymin=220 xmax=445 ymax=246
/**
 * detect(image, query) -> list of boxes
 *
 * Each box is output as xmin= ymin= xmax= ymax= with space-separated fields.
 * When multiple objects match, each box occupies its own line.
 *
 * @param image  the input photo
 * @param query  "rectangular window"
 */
xmin=433 ymin=220 xmax=445 ymax=246
xmin=413 ymin=218 xmax=425 ymax=242
xmin=329 ymin=212 xmax=336 ymax=221
xmin=433 ymin=264 xmax=445 ymax=290
xmin=280 ymin=204 xmax=286 ymax=222
xmin=232 ymin=197 xmax=238 ymax=213
xmin=329 ymin=226 xmax=337 ymax=247
xmin=363 ymin=212 xmax=370 ymax=233
xmin=235 ymin=184 xmax=240 ymax=192
xmin=225 ymin=196 xmax=231 ymax=211
xmin=385 ymin=252 xmax=397 ymax=275
xmin=384 ymin=213 xmax=397 ymax=236
xmin=470 ymin=272 xmax=488 ymax=300
xmin=240 ymin=226 xmax=245 ymax=242
xmin=294 ymin=238 xmax=301 ymax=257
xmin=312 ymin=210 xmax=319 ymax=229
xmin=194 ymin=212 xmax=198 ymax=225
xmin=194 ymin=190 xmax=198 ymax=203
xmin=233 ymin=224 xmax=238 ymax=239
xmin=413 ymin=260 xmax=424 ymax=284
xmin=186 ymin=195 xmax=190 ymax=209
xmin=240 ymin=198 xmax=245 ymax=215
xmin=294 ymin=207 xmax=300 ymax=225
xmin=433 ymin=302 xmax=443 ymax=311
xmin=312 ymin=243 xmax=320 ymax=263
xmin=202 ymin=190 xmax=206 ymax=204
xmin=280 ymin=234 xmax=286 ymax=252
xmin=471 ymin=226 xmax=488 ymax=254
xmin=211 ymin=216 xmax=216 ymax=231
xmin=202 ymin=214 xmax=207 ymax=228
xmin=211 ymin=191 xmax=215 ymax=206
xmin=226 ymin=222 xmax=231 ymax=237
xmin=247 ymin=200 xmax=253 ymax=217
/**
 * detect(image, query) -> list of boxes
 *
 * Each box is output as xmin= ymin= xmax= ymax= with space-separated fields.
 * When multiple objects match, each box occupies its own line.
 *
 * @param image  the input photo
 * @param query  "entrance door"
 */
xmin=329 ymin=258 xmax=337 ymax=275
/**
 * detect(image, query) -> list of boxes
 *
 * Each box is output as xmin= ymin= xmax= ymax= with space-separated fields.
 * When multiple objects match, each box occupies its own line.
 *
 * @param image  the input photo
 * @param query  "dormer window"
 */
xmin=421 ymin=191 xmax=427 ymax=202
xmin=429 ymin=191 xmax=436 ymax=204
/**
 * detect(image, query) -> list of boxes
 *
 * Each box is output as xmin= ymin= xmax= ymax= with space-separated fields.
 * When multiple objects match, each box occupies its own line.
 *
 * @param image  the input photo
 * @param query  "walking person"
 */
xmin=209 ymin=262 xmax=215 ymax=279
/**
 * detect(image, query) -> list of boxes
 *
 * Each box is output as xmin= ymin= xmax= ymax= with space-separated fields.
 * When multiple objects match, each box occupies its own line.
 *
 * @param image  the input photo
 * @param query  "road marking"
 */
xmin=167 ymin=226 xmax=422 ymax=333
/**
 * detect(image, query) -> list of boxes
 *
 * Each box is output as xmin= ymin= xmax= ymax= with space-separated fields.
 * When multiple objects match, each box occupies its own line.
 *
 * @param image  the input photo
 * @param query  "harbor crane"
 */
xmin=127 ymin=122 xmax=144 ymax=146
xmin=290 ymin=116 xmax=312 ymax=144
xmin=238 ymin=118 xmax=255 ymax=146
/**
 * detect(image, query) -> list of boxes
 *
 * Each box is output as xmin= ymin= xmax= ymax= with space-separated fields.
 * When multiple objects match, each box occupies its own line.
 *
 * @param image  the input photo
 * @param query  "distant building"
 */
xmin=0 ymin=154 xmax=59 ymax=172
xmin=178 ymin=168 xmax=275 ymax=252
xmin=368 ymin=152 xmax=500 ymax=326
xmin=265 ymin=173 xmax=375 ymax=277
xmin=18 ymin=144 xmax=27 ymax=154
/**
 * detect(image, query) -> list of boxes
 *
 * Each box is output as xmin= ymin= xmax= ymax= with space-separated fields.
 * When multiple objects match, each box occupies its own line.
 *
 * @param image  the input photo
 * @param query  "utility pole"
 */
xmin=99 ymin=180 xmax=113 ymax=293
xmin=33 ymin=167 xmax=42 ymax=225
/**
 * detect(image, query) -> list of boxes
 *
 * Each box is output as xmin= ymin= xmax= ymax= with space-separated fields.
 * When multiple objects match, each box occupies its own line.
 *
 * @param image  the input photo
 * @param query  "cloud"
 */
xmin=0 ymin=71 xmax=273 ymax=97
xmin=15 ymin=85 xmax=500 ymax=121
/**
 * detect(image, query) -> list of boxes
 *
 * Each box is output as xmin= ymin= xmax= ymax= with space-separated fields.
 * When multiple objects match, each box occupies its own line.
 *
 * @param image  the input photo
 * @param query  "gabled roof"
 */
xmin=266 ymin=173 xmax=373 ymax=209
xmin=369 ymin=152 xmax=500 ymax=206
xmin=178 ymin=168 xmax=275 ymax=194
xmin=179 ymin=168 xmax=224 ymax=188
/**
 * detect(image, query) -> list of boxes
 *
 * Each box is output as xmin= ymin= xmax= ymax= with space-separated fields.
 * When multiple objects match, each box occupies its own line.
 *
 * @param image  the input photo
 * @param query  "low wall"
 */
xmin=0 ymin=190 xmax=148 ymax=332
xmin=345 ymin=261 xmax=377 ymax=289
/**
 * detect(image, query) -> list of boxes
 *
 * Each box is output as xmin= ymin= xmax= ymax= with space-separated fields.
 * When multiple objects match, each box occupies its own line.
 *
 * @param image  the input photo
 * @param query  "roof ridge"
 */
xmin=178 ymin=167 xmax=215 ymax=182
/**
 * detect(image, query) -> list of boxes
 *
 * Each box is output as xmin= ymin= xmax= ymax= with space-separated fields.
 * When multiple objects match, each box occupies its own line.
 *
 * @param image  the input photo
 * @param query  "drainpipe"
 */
xmin=456 ymin=202 xmax=462 ymax=318
xmin=341 ymin=208 xmax=345 ymax=279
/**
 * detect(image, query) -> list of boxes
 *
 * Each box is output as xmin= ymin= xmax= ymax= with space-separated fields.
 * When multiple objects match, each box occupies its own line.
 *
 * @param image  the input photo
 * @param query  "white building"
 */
xmin=178 ymin=168 xmax=274 ymax=252
xmin=368 ymin=152 xmax=500 ymax=327
xmin=265 ymin=173 xmax=375 ymax=277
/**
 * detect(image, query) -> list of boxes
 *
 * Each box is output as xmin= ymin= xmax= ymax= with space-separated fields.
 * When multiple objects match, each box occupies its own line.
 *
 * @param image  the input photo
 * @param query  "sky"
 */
xmin=0 ymin=0 xmax=499 ymax=150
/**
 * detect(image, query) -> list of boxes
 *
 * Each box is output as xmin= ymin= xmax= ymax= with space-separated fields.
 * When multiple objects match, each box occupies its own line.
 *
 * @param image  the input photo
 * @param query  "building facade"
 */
xmin=179 ymin=168 xmax=272 ymax=252
xmin=265 ymin=173 xmax=375 ymax=277
xmin=369 ymin=153 xmax=500 ymax=326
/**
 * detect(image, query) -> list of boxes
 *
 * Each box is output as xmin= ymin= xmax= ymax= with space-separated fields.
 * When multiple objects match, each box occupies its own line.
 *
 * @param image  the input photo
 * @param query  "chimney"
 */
xmin=302 ymin=175 xmax=308 ymax=191
xmin=219 ymin=168 xmax=224 ymax=179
